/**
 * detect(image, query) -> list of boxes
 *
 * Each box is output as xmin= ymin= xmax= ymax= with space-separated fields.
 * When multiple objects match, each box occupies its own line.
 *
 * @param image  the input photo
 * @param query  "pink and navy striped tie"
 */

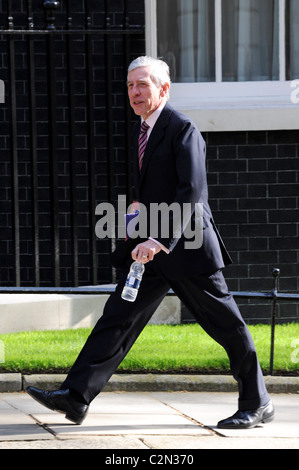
xmin=138 ymin=121 xmax=149 ymax=171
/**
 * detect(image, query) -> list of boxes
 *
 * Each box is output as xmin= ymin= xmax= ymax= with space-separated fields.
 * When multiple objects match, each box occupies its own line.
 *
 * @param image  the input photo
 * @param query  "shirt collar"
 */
xmin=141 ymin=101 xmax=166 ymax=130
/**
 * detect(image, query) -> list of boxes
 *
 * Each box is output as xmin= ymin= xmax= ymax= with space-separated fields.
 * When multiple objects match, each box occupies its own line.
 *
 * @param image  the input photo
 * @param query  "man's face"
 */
xmin=127 ymin=65 xmax=168 ymax=120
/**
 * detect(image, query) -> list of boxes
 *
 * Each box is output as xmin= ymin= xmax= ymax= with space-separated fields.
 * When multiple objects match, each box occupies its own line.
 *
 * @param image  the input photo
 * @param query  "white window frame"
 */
xmin=145 ymin=0 xmax=299 ymax=132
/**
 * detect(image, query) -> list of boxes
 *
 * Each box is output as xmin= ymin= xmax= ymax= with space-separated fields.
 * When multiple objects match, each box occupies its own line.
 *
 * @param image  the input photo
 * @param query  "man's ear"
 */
xmin=160 ymin=82 xmax=170 ymax=98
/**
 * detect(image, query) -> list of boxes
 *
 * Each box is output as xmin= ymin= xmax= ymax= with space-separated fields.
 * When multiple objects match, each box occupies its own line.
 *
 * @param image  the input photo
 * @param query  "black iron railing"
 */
xmin=0 ymin=268 xmax=298 ymax=375
xmin=231 ymin=269 xmax=299 ymax=375
xmin=0 ymin=0 xmax=143 ymax=287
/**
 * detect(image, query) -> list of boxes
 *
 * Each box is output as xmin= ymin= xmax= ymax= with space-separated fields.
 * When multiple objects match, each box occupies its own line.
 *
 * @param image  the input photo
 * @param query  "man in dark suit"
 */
xmin=27 ymin=56 xmax=274 ymax=429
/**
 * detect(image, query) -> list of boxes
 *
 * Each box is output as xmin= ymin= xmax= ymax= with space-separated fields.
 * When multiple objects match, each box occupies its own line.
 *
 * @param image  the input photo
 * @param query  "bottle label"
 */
xmin=126 ymin=276 xmax=141 ymax=290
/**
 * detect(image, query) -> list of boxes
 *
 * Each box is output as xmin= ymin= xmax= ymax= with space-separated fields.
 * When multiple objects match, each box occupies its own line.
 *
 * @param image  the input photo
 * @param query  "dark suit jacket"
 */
xmin=111 ymin=103 xmax=232 ymax=279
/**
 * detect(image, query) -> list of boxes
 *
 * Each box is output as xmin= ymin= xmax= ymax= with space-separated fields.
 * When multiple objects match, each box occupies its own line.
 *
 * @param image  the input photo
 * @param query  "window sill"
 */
xmin=169 ymin=81 xmax=299 ymax=132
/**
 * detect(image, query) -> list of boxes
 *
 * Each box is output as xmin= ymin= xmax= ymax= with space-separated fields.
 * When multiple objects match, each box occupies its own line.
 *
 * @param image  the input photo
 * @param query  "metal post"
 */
xmin=270 ymin=268 xmax=280 ymax=375
xmin=66 ymin=6 xmax=79 ymax=287
xmin=84 ymin=7 xmax=98 ymax=285
xmin=43 ymin=0 xmax=60 ymax=285
xmin=27 ymin=0 xmax=40 ymax=286
xmin=42 ymin=0 xmax=60 ymax=30
xmin=7 ymin=9 xmax=21 ymax=286
xmin=104 ymin=1 xmax=116 ymax=282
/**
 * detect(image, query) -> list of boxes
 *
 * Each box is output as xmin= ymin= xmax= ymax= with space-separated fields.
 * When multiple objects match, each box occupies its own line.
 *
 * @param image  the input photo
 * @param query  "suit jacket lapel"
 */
xmin=135 ymin=104 xmax=173 ymax=189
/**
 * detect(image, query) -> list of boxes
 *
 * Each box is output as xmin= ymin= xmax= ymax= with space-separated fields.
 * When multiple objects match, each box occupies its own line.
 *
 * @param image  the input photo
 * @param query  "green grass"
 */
xmin=0 ymin=323 xmax=298 ymax=375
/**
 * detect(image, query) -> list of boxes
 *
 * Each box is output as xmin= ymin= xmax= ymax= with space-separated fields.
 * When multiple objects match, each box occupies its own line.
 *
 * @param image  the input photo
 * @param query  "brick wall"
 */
xmin=203 ymin=130 xmax=299 ymax=324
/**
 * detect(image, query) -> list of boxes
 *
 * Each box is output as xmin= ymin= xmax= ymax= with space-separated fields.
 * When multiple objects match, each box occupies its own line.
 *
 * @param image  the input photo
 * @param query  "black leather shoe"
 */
xmin=217 ymin=400 xmax=274 ymax=429
xmin=26 ymin=386 xmax=88 ymax=425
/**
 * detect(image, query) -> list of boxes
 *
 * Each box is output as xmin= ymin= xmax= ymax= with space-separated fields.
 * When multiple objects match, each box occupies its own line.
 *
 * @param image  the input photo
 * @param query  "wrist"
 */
xmin=149 ymin=237 xmax=170 ymax=254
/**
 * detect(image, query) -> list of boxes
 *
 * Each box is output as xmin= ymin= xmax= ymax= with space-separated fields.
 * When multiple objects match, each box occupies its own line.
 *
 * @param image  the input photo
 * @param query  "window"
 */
xmin=286 ymin=0 xmax=299 ymax=79
xmin=145 ymin=0 xmax=299 ymax=131
xmin=156 ymin=0 xmax=298 ymax=83
xmin=221 ymin=0 xmax=279 ymax=82
xmin=157 ymin=0 xmax=216 ymax=82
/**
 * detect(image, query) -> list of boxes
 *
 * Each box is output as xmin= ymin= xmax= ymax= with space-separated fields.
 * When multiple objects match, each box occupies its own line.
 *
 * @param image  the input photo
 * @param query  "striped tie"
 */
xmin=138 ymin=121 xmax=149 ymax=171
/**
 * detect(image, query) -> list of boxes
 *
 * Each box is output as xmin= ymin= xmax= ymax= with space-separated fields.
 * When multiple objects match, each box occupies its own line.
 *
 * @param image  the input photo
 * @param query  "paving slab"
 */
xmin=151 ymin=391 xmax=299 ymax=438
xmin=0 ymin=393 xmax=53 ymax=441
xmin=20 ymin=392 xmax=212 ymax=438
xmin=0 ymin=436 xmax=149 ymax=449
xmin=140 ymin=435 xmax=299 ymax=450
xmin=0 ymin=391 xmax=298 ymax=449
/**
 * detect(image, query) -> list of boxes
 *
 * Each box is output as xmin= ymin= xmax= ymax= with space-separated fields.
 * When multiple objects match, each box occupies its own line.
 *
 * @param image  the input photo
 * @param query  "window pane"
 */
xmin=222 ymin=0 xmax=279 ymax=81
xmin=286 ymin=0 xmax=299 ymax=79
xmin=157 ymin=0 xmax=215 ymax=82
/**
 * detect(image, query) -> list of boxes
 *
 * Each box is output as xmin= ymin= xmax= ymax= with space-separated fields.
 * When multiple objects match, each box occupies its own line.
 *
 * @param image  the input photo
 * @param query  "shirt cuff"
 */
xmin=149 ymin=237 xmax=170 ymax=254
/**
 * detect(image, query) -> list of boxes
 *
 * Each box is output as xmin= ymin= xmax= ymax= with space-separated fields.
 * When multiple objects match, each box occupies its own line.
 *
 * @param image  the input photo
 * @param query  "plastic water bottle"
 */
xmin=121 ymin=261 xmax=145 ymax=302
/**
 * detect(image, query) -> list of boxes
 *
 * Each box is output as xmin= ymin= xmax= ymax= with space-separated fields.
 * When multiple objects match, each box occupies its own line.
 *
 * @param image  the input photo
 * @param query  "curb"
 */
xmin=1 ymin=373 xmax=299 ymax=394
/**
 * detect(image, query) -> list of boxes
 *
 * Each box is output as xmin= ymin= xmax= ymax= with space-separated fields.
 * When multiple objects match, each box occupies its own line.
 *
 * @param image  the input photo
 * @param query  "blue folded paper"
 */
xmin=125 ymin=210 xmax=139 ymax=239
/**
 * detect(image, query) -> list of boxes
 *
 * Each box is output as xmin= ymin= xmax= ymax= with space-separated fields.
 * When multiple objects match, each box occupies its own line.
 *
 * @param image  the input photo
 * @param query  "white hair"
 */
xmin=128 ymin=56 xmax=171 ymax=97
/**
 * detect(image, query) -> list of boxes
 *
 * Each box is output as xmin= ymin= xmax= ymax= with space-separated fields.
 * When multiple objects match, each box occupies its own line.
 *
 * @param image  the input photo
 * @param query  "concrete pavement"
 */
xmin=0 ymin=384 xmax=298 ymax=449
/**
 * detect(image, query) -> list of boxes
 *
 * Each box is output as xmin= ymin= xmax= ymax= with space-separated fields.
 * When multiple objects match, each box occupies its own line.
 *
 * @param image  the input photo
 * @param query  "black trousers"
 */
xmin=61 ymin=265 xmax=270 ymax=411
